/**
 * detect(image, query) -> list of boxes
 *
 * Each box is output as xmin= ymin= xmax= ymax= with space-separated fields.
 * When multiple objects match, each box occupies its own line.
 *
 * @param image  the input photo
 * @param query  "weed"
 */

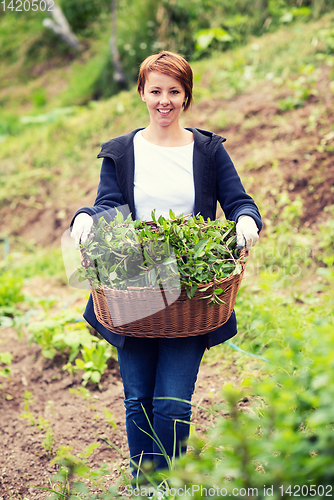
xmin=43 ymin=427 xmax=55 ymax=457
xmin=103 ymin=407 xmax=118 ymax=431
xmin=69 ymin=386 xmax=92 ymax=401
xmin=75 ymin=340 xmax=112 ymax=389
xmin=20 ymin=395 xmax=56 ymax=456
xmin=278 ymin=64 xmax=319 ymax=111
xmin=37 ymin=415 xmax=50 ymax=432
xmin=80 ymin=442 xmax=101 ymax=459
xmin=0 ymin=350 xmax=13 ymax=380
xmin=20 ymin=391 xmax=35 ymax=426
xmin=28 ymin=311 xmax=104 ymax=362
xmin=0 ymin=271 xmax=23 ymax=308
xmin=35 ymin=445 xmax=110 ymax=499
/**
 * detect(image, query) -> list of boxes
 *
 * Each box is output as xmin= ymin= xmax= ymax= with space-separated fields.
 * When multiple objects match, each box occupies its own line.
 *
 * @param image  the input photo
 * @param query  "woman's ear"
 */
xmin=139 ymin=87 xmax=145 ymax=102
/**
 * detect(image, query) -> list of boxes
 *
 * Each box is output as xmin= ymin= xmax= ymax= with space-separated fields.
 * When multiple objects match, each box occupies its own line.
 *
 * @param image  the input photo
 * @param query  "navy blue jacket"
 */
xmin=71 ymin=127 xmax=262 ymax=349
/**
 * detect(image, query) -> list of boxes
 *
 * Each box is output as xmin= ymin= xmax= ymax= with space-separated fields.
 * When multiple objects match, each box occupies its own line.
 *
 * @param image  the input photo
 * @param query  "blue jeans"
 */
xmin=117 ymin=335 xmax=207 ymax=472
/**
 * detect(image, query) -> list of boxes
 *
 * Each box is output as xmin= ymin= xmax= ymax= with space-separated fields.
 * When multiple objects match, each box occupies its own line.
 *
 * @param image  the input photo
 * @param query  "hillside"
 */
xmin=1 ymin=14 xmax=334 ymax=249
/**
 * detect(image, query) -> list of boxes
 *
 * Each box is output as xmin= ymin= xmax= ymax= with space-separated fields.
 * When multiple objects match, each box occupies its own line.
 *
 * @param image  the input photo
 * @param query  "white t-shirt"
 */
xmin=133 ymin=130 xmax=195 ymax=220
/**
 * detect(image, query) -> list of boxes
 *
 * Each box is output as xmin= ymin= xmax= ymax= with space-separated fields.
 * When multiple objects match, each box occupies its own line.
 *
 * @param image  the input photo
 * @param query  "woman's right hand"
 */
xmin=71 ymin=213 xmax=93 ymax=247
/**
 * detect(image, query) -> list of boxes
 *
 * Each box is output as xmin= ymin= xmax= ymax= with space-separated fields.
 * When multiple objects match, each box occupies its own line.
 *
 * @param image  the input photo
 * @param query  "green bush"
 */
xmin=28 ymin=311 xmax=114 ymax=386
xmin=0 ymin=350 xmax=13 ymax=380
xmin=163 ymin=280 xmax=334 ymax=497
xmin=59 ymin=0 xmax=110 ymax=32
xmin=0 ymin=271 xmax=23 ymax=310
xmin=27 ymin=312 xmax=98 ymax=361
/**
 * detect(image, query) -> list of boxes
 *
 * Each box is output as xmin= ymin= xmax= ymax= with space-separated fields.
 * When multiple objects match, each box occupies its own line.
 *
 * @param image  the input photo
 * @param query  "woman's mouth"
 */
xmin=157 ymin=109 xmax=172 ymax=115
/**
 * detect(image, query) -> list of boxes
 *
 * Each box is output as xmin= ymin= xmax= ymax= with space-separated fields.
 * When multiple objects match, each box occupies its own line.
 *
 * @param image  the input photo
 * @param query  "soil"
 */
xmin=1 ymin=63 xmax=334 ymax=499
xmin=0 ymin=297 xmax=235 ymax=499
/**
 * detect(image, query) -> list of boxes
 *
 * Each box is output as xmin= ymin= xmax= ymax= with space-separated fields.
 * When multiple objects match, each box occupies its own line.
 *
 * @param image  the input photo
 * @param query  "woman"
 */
xmin=71 ymin=51 xmax=262 ymax=475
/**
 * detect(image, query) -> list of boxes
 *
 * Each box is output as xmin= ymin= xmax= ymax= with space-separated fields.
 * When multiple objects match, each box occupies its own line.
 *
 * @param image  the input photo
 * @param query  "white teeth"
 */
xmin=158 ymin=109 xmax=171 ymax=114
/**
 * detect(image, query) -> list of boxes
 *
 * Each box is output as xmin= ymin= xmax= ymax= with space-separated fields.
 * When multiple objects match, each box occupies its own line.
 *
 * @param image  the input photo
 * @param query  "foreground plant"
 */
xmin=163 ymin=283 xmax=334 ymax=497
xmin=34 ymin=445 xmax=112 ymax=499
xmin=74 ymin=340 xmax=111 ymax=389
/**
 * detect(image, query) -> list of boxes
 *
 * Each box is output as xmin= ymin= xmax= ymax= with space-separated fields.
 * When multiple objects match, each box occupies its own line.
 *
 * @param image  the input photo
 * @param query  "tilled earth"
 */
xmin=0 ymin=306 xmax=233 ymax=499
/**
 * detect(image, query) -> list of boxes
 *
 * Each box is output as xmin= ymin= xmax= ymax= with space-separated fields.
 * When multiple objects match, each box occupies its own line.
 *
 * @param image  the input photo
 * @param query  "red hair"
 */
xmin=137 ymin=51 xmax=193 ymax=111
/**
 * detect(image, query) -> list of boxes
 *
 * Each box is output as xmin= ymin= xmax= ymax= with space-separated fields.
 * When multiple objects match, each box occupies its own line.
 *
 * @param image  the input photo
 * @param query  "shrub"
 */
xmin=59 ymin=0 xmax=110 ymax=32
xmin=0 ymin=271 xmax=23 ymax=308
xmin=165 ymin=290 xmax=334 ymax=496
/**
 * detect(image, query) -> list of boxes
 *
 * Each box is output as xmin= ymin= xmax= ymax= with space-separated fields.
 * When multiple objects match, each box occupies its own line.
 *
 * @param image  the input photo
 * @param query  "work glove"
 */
xmin=71 ymin=213 xmax=93 ymax=248
xmin=236 ymin=215 xmax=259 ymax=250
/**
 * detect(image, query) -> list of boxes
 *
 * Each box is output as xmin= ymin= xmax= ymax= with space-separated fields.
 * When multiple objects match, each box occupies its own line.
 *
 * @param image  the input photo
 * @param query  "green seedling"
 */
xmin=69 ymin=386 xmax=91 ymax=400
xmin=80 ymin=442 xmax=100 ymax=459
xmin=43 ymin=427 xmax=55 ymax=457
xmin=75 ymin=341 xmax=111 ymax=388
xmin=36 ymin=445 xmax=109 ymax=498
xmin=103 ymin=407 xmax=118 ymax=431
xmin=36 ymin=296 xmax=58 ymax=312
xmin=0 ymin=350 xmax=13 ymax=380
xmin=37 ymin=416 xmax=50 ymax=432
xmin=20 ymin=391 xmax=35 ymax=426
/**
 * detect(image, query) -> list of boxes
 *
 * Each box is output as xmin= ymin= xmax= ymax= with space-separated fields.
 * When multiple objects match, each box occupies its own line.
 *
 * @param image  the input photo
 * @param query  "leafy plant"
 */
xmin=36 ymin=417 xmax=55 ymax=456
xmin=28 ymin=312 xmax=100 ymax=361
xmin=28 ymin=311 xmax=114 ymax=386
xmin=43 ymin=427 xmax=55 ymax=457
xmin=36 ymin=445 xmax=110 ymax=499
xmin=150 ymin=279 xmax=334 ymax=496
xmin=20 ymin=390 xmax=35 ymax=426
xmin=103 ymin=407 xmax=118 ymax=431
xmin=37 ymin=415 xmax=51 ymax=432
xmin=75 ymin=340 xmax=112 ymax=388
xmin=0 ymin=350 xmax=13 ymax=380
xmin=68 ymin=386 xmax=92 ymax=401
xmin=78 ymin=211 xmax=242 ymax=305
xmin=0 ymin=271 xmax=23 ymax=322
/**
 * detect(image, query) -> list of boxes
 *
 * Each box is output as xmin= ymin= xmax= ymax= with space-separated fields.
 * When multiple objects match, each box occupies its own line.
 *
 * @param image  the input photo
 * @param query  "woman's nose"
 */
xmin=159 ymin=93 xmax=170 ymax=105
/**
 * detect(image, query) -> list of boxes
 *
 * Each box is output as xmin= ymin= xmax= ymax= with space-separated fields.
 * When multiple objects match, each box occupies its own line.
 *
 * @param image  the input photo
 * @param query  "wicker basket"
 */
xmin=88 ymin=248 xmax=247 ymax=338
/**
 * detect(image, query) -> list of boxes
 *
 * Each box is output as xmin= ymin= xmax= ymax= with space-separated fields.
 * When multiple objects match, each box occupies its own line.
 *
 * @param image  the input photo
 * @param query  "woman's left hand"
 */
xmin=236 ymin=215 xmax=259 ymax=249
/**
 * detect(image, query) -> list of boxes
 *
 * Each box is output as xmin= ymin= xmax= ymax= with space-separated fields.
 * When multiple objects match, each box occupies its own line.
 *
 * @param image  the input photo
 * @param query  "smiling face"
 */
xmin=140 ymin=71 xmax=186 ymax=130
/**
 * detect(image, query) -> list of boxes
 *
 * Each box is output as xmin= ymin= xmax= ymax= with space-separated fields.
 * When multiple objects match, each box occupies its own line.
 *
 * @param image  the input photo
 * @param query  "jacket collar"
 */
xmin=187 ymin=127 xmax=226 ymax=154
xmin=97 ymin=127 xmax=226 ymax=159
xmin=97 ymin=128 xmax=143 ymax=159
